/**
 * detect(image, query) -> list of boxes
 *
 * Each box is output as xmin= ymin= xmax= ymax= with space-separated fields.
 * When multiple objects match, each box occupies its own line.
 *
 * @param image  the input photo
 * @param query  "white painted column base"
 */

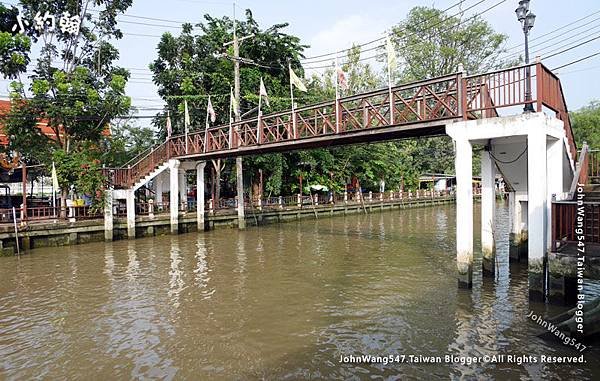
xmin=196 ymin=162 xmax=206 ymax=231
xmin=169 ymin=159 xmax=181 ymax=234
xmin=455 ymin=138 xmax=474 ymax=288
xmin=528 ymin=125 xmax=548 ymax=301
xmin=104 ymin=189 xmax=114 ymax=242
xmin=236 ymin=157 xmax=246 ymax=230
xmin=481 ymin=150 xmax=496 ymax=276
xmin=126 ymin=189 xmax=136 ymax=239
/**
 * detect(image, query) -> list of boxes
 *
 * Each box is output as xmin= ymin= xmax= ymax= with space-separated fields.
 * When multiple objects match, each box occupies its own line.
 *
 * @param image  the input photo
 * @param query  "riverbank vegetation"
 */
xmin=0 ymin=2 xmax=523 ymax=201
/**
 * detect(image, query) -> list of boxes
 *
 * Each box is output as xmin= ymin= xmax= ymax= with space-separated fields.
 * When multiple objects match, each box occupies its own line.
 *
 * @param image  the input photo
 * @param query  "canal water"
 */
xmin=0 ymin=204 xmax=598 ymax=380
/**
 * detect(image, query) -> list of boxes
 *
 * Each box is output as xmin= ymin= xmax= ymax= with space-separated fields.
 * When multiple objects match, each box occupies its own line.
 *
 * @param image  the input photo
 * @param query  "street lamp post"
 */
xmin=515 ymin=0 xmax=536 ymax=113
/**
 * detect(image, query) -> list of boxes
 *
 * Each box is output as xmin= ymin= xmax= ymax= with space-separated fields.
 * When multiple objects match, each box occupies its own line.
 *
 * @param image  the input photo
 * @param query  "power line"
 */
xmin=504 ymin=10 xmax=600 ymax=52
xmin=300 ymin=0 xmax=477 ymax=63
xmin=500 ymin=21 xmax=600 ymax=61
xmin=543 ymin=34 xmax=600 ymax=60
xmin=304 ymin=0 xmax=507 ymax=70
xmin=552 ymin=50 xmax=600 ymax=71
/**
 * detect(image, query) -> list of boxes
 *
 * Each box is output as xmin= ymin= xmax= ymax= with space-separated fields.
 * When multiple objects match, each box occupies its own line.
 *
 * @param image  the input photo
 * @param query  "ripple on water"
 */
xmin=0 ymin=204 xmax=598 ymax=380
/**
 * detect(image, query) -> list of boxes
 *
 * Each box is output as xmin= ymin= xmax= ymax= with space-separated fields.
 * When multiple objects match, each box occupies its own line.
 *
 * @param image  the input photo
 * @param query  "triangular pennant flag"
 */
xmin=207 ymin=96 xmax=216 ymax=123
xmin=166 ymin=110 xmax=172 ymax=139
xmin=184 ymin=99 xmax=190 ymax=134
xmin=259 ymin=78 xmax=270 ymax=108
xmin=336 ymin=66 xmax=348 ymax=91
xmin=51 ymin=162 xmax=59 ymax=190
xmin=386 ymin=35 xmax=397 ymax=73
xmin=289 ymin=67 xmax=307 ymax=92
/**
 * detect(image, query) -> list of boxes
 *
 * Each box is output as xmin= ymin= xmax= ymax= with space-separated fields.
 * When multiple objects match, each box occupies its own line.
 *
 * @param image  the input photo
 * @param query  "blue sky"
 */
xmin=4 ymin=0 xmax=600 ymax=127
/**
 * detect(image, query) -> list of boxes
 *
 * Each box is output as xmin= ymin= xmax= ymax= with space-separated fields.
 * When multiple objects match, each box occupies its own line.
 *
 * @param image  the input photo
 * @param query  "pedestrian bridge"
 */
xmin=103 ymin=62 xmax=589 ymax=302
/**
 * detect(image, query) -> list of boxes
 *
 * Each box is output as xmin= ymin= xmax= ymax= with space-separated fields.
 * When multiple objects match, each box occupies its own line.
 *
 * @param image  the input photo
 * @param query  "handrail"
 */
xmin=107 ymin=63 xmax=576 ymax=190
xmin=568 ymin=143 xmax=589 ymax=199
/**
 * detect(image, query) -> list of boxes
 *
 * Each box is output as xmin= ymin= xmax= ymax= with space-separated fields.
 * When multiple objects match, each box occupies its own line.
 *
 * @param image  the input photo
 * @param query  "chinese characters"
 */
xmin=12 ymin=11 xmax=81 ymax=35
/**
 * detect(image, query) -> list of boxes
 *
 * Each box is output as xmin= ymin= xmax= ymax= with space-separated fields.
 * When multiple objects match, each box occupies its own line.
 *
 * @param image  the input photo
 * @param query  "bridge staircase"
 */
xmin=105 ymin=63 xmax=578 ymax=209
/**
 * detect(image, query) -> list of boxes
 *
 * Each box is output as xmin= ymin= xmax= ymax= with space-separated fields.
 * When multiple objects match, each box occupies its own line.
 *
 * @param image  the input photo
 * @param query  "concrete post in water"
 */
xmin=455 ymin=138 xmax=474 ymax=288
xmin=148 ymin=199 xmax=154 ymax=218
xmin=178 ymin=168 xmax=187 ymax=212
xmin=104 ymin=189 xmax=114 ymax=242
xmin=314 ymin=193 xmax=318 ymax=206
xmin=169 ymin=159 xmax=180 ymax=234
xmin=236 ymin=157 xmax=246 ymax=229
xmin=155 ymin=172 xmax=164 ymax=205
xmin=196 ymin=162 xmax=206 ymax=231
xmin=344 ymin=191 xmax=348 ymax=204
xmin=527 ymin=127 xmax=547 ymax=301
xmin=126 ymin=189 xmax=136 ymax=239
xmin=297 ymin=194 xmax=301 ymax=208
xmin=278 ymin=196 xmax=283 ymax=210
xmin=509 ymin=191 xmax=527 ymax=262
xmin=546 ymin=137 xmax=568 ymax=304
xmin=209 ymin=198 xmax=214 ymax=215
xmin=481 ymin=150 xmax=496 ymax=276
xmin=369 ymin=191 xmax=373 ymax=202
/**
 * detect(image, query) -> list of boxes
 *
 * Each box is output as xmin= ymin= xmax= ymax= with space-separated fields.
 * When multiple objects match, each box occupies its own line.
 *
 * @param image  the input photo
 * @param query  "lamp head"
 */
xmin=525 ymin=12 xmax=536 ymax=30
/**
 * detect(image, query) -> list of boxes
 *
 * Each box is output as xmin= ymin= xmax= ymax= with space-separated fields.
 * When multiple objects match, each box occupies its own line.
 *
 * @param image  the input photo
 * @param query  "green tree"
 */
xmin=101 ymin=120 xmax=156 ymax=167
xmin=571 ymin=101 xmax=600 ymax=149
xmin=0 ymin=1 xmax=133 ymax=210
xmin=150 ymin=9 xmax=306 ymax=201
xmin=390 ymin=6 xmax=511 ymax=177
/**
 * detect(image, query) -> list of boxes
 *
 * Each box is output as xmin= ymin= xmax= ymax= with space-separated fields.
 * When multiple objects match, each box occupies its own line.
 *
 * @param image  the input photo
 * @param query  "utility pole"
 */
xmin=233 ymin=4 xmax=245 ymax=230
xmin=221 ymin=2 xmax=255 ymax=230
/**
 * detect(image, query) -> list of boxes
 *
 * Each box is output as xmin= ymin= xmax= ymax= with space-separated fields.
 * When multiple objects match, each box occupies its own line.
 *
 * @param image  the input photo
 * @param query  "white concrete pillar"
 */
xmin=455 ymin=138 xmax=474 ymax=288
xmin=178 ymin=168 xmax=187 ymax=212
xmin=148 ymin=199 xmax=154 ymax=218
xmin=481 ymin=150 xmax=496 ymax=276
xmin=236 ymin=157 xmax=246 ymax=229
xmin=155 ymin=172 xmax=164 ymax=205
xmin=527 ymin=127 xmax=547 ymax=301
xmin=196 ymin=162 xmax=206 ymax=231
xmin=104 ymin=189 xmax=114 ymax=242
xmin=546 ymin=138 xmax=564 ymax=250
xmin=126 ymin=189 xmax=135 ymax=239
xmin=169 ymin=159 xmax=180 ymax=234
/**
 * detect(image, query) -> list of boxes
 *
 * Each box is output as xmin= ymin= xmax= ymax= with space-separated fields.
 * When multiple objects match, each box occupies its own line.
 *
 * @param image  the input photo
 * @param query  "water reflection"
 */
xmin=0 ymin=204 xmax=598 ymax=380
xmin=194 ymin=234 xmax=210 ymax=295
xmin=168 ymin=238 xmax=185 ymax=309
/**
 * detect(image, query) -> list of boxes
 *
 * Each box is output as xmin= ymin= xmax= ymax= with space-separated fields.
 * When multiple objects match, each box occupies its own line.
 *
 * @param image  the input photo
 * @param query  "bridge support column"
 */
xmin=236 ymin=157 xmax=246 ymax=229
xmin=169 ymin=159 xmax=180 ymax=234
xmin=481 ymin=150 xmax=496 ymax=276
xmin=104 ymin=189 xmax=114 ymax=242
xmin=178 ymin=168 xmax=187 ymax=212
xmin=196 ymin=162 xmax=206 ymax=231
xmin=455 ymin=138 xmax=474 ymax=288
xmin=126 ymin=189 xmax=135 ymax=239
xmin=527 ymin=127 xmax=547 ymax=301
xmin=155 ymin=172 xmax=164 ymax=205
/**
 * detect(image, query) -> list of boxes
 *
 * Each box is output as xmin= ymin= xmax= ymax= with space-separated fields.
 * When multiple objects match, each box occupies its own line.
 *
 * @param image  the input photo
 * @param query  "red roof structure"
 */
xmin=0 ymin=99 xmax=110 ymax=147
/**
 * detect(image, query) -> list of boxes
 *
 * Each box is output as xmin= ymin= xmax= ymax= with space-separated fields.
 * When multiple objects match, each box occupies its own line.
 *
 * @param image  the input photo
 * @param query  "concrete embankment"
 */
xmin=0 ymin=196 xmax=459 ymax=255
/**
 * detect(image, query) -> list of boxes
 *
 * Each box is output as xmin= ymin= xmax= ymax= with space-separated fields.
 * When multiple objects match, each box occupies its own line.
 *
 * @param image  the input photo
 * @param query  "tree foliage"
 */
xmin=0 ymin=1 xmax=133 ymax=208
xmin=571 ymin=101 xmax=600 ymax=149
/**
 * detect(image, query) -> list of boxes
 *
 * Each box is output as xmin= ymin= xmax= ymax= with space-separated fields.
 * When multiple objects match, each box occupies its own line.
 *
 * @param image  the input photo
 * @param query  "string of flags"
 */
xmin=168 ymin=34 xmax=399 ymax=135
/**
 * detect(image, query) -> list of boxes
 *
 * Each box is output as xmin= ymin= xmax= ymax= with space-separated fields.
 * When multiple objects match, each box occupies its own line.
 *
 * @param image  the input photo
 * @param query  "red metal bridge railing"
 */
xmin=106 ymin=63 xmax=575 ymax=190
